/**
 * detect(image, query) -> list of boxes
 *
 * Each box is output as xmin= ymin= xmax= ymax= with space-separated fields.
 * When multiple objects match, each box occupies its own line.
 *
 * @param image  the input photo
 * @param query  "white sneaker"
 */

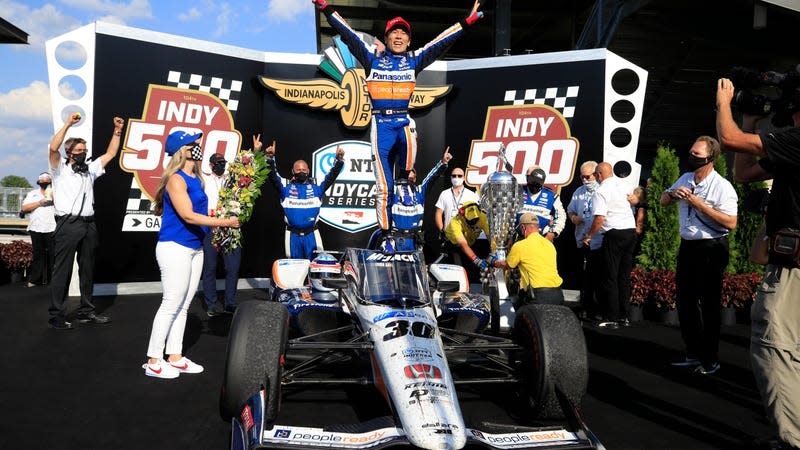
xmin=143 ymin=360 xmax=180 ymax=379
xmin=168 ymin=357 xmax=204 ymax=374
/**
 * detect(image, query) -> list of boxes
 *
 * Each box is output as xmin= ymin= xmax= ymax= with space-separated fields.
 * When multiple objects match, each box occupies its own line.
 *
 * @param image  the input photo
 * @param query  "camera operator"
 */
xmin=717 ymin=77 xmax=800 ymax=450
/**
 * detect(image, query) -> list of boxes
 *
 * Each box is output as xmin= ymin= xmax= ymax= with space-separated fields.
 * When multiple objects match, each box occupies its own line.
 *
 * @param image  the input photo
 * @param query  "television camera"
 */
xmin=728 ymin=65 xmax=800 ymax=127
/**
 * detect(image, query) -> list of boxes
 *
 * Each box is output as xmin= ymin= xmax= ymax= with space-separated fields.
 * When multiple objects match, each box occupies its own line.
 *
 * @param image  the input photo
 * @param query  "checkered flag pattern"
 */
xmin=167 ymin=71 xmax=243 ymax=112
xmin=127 ymin=177 xmax=152 ymax=212
xmin=503 ymin=86 xmax=580 ymax=118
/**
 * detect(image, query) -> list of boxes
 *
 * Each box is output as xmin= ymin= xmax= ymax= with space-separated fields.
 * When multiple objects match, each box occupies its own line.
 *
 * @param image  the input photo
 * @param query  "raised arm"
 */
xmin=313 ymin=0 xmax=374 ymax=69
xmin=321 ymin=146 xmax=345 ymax=192
xmin=49 ymin=112 xmax=81 ymax=169
xmin=419 ymin=146 xmax=451 ymax=196
xmin=716 ymin=78 xmax=766 ymax=157
xmin=98 ymin=117 xmax=125 ymax=168
xmin=264 ymin=140 xmax=284 ymax=191
xmin=414 ymin=1 xmax=483 ymax=71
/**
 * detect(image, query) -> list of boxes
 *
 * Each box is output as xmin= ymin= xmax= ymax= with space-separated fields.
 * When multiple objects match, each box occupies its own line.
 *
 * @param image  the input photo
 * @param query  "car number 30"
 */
xmin=382 ymin=320 xmax=434 ymax=341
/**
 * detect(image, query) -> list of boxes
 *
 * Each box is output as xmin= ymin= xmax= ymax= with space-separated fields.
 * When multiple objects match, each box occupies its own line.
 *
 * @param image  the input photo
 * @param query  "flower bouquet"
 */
xmin=211 ymin=149 xmax=270 ymax=252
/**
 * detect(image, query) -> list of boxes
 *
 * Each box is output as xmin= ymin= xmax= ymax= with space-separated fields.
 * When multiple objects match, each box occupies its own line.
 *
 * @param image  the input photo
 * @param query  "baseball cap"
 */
xmin=165 ymin=131 xmax=203 ymax=156
xmin=385 ymin=16 xmax=411 ymax=35
xmin=37 ymin=172 xmax=51 ymax=182
xmin=461 ymin=201 xmax=481 ymax=221
xmin=209 ymin=153 xmax=227 ymax=165
xmin=519 ymin=213 xmax=537 ymax=225
xmin=528 ymin=167 xmax=546 ymax=185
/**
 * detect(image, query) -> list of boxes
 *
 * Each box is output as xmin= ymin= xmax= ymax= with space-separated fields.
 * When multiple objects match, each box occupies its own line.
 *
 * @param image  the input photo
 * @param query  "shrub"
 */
xmin=0 ymin=240 xmax=33 ymax=272
xmin=649 ymin=269 xmax=677 ymax=310
xmin=630 ymin=267 xmax=649 ymax=305
xmin=721 ymin=272 xmax=761 ymax=308
xmin=637 ymin=144 xmax=681 ymax=271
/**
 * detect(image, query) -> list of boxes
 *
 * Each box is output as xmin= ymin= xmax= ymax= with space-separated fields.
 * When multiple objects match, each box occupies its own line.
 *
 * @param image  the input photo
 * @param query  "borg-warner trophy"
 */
xmin=479 ymin=145 xmax=521 ymax=331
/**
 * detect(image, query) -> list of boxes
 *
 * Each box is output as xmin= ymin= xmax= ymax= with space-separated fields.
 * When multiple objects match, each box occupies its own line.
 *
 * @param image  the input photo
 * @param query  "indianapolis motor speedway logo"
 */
xmin=260 ymin=33 xmax=451 ymax=129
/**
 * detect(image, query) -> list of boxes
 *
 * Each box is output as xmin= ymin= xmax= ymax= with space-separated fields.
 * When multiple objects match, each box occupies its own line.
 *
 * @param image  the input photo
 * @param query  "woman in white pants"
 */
xmin=143 ymin=130 xmax=239 ymax=379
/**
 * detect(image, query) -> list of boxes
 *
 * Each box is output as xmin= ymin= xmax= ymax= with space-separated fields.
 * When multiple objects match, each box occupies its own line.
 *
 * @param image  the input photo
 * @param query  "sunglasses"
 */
xmin=580 ymin=174 xmax=594 ymax=180
xmin=451 ymin=174 xmax=464 ymax=178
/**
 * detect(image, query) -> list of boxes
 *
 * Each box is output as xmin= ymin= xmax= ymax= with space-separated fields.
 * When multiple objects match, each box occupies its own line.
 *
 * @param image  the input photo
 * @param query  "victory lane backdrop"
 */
xmin=50 ymin=24 xmax=645 ymax=285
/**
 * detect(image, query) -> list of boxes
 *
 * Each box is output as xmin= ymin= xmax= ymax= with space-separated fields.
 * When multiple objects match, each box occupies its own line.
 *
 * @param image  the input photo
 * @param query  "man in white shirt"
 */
xmin=583 ymin=162 xmax=637 ymax=329
xmin=47 ymin=114 xmax=123 ymax=330
xmin=202 ymin=152 xmax=241 ymax=317
xmin=21 ymin=172 xmax=56 ymax=287
xmin=434 ymin=166 xmax=479 ymax=238
xmin=661 ymin=136 xmax=737 ymax=375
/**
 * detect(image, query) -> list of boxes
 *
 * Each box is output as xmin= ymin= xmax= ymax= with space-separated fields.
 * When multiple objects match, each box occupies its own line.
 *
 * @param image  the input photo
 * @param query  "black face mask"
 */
xmin=70 ymin=152 xmax=89 ymax=173
xmin=293 ymin=172 xmax=309 ymax=183
xmin=211 ymin=162 xmax=226 ymax=176
xmin=37 ymin=182 xmax=51 ymax=189
xmin=467 ymin=217 xmax=479 ymax=226
xmin=526 ymin=179 xmax=543 ymax=195
xmin=687 ymin=155 xmax=713 ymax=171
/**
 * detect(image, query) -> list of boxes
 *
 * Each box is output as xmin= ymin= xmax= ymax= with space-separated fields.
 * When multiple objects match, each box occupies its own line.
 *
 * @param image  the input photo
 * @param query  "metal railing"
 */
xmin=0 ymin=187 xmax=31 ymax=217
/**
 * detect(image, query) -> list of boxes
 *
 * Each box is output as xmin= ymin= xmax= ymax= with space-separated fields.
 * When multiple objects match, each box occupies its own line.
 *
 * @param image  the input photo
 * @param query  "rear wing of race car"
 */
xmin=231 ymin=389 xmax=605 ymax=450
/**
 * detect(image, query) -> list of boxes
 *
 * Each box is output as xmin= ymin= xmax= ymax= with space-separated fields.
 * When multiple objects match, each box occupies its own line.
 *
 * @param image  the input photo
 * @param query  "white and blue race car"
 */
xmin=220 ymin=248 xmax=602 ymax=450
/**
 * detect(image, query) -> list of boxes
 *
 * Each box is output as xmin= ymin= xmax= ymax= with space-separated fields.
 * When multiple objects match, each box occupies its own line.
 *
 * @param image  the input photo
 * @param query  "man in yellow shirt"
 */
xmin=493 ymin=213 xmax=564 ymax=304
xmin=444 ymin=200 xmax=490 ymax=283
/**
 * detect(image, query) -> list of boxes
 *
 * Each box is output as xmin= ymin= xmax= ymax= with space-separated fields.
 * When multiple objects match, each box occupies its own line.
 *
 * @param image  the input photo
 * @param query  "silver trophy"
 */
xmin=479 ymin=144 xmax=522 ymax=261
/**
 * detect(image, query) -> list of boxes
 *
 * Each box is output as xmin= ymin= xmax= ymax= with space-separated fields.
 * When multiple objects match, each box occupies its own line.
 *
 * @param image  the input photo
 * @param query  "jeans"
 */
xmin=146 ymin=241 xmax=203 ymax=359
xmin=202 ymin=233 xmax=241 ymax=309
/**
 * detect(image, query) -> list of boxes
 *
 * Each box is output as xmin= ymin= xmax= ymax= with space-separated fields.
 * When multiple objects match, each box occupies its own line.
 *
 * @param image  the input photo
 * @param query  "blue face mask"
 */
xmin=585 ymin=181 xmax=599 ymax=192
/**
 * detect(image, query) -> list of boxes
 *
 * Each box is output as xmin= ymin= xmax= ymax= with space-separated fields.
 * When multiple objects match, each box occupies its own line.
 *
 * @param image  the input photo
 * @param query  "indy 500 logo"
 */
xmin=465 ymin=105 xmax=579 ymax=193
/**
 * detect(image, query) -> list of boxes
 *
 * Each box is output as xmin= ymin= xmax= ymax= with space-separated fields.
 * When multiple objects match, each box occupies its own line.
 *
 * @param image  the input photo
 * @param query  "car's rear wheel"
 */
xmin=220 ymin=300 xmax=289 ymax=422
xmin=512 ymin=304 xmax=587 ymax=419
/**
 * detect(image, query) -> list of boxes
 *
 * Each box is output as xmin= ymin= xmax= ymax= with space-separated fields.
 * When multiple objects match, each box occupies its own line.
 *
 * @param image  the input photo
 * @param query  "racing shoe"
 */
xmin=168 ymin=357 xmax=204 ymax=374
xmin=695 ymin=362 xmax=720 ymax=375
xmin=670 ymin=356 xmax=701 ymax=367
xmin=143 ymin=359 xmax=180 ymax=379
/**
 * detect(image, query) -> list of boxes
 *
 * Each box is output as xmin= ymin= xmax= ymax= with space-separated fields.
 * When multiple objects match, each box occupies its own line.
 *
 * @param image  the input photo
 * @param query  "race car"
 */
xmin=220 ymin=249 xmax=602 ymax=450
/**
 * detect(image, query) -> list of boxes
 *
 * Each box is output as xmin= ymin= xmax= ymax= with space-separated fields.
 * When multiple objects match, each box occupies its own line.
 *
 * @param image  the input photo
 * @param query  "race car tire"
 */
xmin=220 ymin=300 xmax=289 ymax=422
xmin=512 ymin=304 xmax=587 ymax=419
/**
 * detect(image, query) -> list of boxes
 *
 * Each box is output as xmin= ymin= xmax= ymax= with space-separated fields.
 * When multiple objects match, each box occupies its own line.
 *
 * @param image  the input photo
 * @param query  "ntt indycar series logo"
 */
xmin=313 ymin=140 xmax=376 ymax=233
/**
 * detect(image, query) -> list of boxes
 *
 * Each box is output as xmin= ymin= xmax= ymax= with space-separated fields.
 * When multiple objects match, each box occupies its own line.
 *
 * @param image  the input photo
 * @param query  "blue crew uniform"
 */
xmin=368 ymin=161 xmax=446 ymax=251
xmin=320 ymin=4 xmax=476 ymax=231
xmin=516 ymin=187 xmax=567 ymax=238
xmin=268 ymin=157 xmax=344 ymax=260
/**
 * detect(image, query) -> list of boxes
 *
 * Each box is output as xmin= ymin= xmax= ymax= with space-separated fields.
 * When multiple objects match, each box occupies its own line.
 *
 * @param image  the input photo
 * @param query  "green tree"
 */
xmin=0 ymin=175 xmax=32 ymax=188
xmin=637 ymin=143 xmax=681 ymax=270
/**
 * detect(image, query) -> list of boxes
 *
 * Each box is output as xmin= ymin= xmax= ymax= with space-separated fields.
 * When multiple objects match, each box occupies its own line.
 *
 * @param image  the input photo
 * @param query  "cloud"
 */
xmin=0 ymin=81 xmax=52 ymax=122
xmin=178 ymin=7 xmax=202 ymax=21
xmin=266 ymin=0 xmax=308 ymax=22
xmin=213 ymin=2 xmax=234 ymax=37
xmin=58 ymin=0 xmax=154 ymax=21
xmin=0 ymin=1 xmax=82 ymax=47
xmin=0 ymin=124 xmax=54 ymax=186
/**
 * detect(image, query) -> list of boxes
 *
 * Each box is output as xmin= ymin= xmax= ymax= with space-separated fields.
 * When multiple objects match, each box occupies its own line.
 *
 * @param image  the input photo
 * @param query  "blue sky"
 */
xmin=0 ymin=0 xmax=316 ymax=185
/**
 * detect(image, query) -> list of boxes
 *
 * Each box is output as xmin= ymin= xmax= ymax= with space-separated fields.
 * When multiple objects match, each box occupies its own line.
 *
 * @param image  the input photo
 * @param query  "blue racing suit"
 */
xmin=268 ymin=156 xmax=344 ymax=259
xmin=368 ymin=161 xmax=446 ymax=251
xmin=321 ymin=5 xmax=475 ymax=230
xmin=516 ymin=187 xmax=567 ymax=238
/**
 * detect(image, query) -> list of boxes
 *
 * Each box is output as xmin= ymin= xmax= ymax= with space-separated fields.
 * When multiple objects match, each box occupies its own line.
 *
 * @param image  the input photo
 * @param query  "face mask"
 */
xmin=211 ymin=162 xmax=226 ymax=176
xmin=70 ymin=152 xmax=89 ymax=173
xmin=585 ymin=181 xmax=599 ymax=192
xmin=188 ymin=144 xmax=203 ymax=161
xmin=71 ymin=152 xmax=87 ymax=164
xmin=467 ymin=217 xmax=479 ymax=226
xmin=293 ymin=172 xmax=308 ymax=183
xmin=451 ymin=177 xmax=463 ymax=187
xmin=527 ymin=182 xmax=542 ymax=195
xmin=37 ymin=182 xmax=51 ymax=189
xmin=687 ymin=155 xmax=712 ymax=171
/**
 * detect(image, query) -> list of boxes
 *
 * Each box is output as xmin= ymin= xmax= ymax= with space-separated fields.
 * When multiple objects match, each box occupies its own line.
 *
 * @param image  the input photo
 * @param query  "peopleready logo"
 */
xmin=260 ymin=37 xmax=449 ymax=129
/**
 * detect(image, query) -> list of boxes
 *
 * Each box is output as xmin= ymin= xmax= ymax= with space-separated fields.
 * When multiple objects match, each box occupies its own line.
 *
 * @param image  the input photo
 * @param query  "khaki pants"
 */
xmin=751 ymin=264 xmax=800 ymax=447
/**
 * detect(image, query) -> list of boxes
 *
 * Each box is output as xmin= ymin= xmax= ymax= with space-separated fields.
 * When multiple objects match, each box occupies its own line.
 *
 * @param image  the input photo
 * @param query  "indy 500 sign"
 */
xmin=466 ymin=104 xmax=579 ymax=192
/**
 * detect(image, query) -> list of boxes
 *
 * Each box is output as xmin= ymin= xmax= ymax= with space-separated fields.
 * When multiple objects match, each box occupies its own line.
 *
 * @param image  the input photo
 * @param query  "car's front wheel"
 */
xmin=512 ymin=304 xmax=587 ymax=419
xmin=220 ymin=301 xmax=289 ymax=422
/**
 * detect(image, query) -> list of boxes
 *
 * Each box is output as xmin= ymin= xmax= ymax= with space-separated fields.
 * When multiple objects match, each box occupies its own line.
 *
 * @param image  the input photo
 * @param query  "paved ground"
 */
xmin=0 ymin=281 xmax=775 ymax=450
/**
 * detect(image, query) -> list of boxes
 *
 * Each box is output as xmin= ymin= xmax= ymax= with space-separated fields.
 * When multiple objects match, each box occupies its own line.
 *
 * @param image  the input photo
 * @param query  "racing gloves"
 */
xmin=312 ymin=0 xmax=329 ymax=10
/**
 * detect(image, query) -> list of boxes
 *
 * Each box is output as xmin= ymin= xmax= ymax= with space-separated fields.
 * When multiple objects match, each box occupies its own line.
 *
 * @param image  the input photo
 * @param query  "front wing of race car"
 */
xmin=231 ymin=390 xmax=604 ymax=450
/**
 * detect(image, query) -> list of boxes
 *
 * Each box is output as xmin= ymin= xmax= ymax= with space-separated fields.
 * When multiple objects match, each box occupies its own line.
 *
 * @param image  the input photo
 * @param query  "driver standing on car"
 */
xmin=263 ymin=139 xmax=344 ymax=260
xmin=444 ymin=200 xmax=491 ymax=284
